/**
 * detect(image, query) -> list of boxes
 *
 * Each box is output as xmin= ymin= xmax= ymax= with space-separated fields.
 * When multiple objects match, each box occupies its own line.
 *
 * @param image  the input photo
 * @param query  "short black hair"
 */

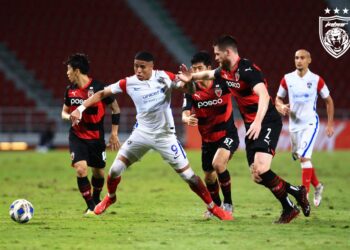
xmin=213 ymin=35 xmax=238 ymax=53
xmin=191 ymin=51 xmax=212 ymax=67
xmin=134 ymin=51 xmax=154 ymax=62
xmin=64 ymin=53 xmax=90 ymax=74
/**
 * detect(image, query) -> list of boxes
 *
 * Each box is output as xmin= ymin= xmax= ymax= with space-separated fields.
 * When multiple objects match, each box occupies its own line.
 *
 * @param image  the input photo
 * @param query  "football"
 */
xmin=9 ymin=199 xmax=34 ymax=223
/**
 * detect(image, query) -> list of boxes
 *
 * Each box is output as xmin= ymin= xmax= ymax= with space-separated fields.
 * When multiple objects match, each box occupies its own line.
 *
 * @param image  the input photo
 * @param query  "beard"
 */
xmin=221 ymin=59 xmax=231 ymax=71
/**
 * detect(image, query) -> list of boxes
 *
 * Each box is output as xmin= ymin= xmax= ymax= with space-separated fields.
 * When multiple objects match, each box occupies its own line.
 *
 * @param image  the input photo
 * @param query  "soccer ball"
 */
xmin=9 ymin=199 xmax=34 ymax=223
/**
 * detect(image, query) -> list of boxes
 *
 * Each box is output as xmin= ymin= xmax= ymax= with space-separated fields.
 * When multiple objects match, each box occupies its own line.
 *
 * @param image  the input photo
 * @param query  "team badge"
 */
xmin=319 ymin=7 xmax=350 ymax=58
xmin=157 ymin=76 xmax=166 ymax=85
xmin=214 ymin=85 xmax=222 ymax=97
xmin=307 ymin=82 xmax=312 ymax=88
xmin=88 ymin=87 xmax=94 ymax=97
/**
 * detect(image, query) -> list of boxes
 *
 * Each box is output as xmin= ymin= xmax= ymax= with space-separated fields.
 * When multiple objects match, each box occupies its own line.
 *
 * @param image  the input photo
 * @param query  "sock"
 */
xmin=311 ymin=168 xmax=320 ymax=187
xmin=259 ymin=170 xmax=294 ymax=211
xmin=107 ymin=175 xmax=121 ymax=198
xmin=302 ymin=168 xmax=312 ymax=193
xmin=218 ymin=170 xmax=232 ymax=205
xmin=77 ymin=176 xmax=95 ymax=210
xmin=285 ymin=183 xmax=301 ymax=198
xmin=91 ymin=176 xmax=104 ymax=204
xmin=188 ymin=175 xmax=215 ymax=208
xmin=206 ymin=180 xmax=222 ymax=206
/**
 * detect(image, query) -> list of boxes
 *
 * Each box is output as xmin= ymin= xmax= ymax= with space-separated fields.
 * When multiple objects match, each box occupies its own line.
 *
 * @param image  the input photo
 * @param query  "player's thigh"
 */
xmin=245 ymin=120 xmax=282 ymax=166
xmin=117 ymin=130 xmax=151 ymax=164
xmin=299 ymin=125 xmax=320 ymax=159
xmin=154 ymin=133 xmax=189 ymax=171
xmin=87 ymin=140 xmax=107 ymax=168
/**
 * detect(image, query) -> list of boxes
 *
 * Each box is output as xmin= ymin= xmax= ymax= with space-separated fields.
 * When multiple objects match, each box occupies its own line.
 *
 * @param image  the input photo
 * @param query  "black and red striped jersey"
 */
xmin=183 ymin=80 xmax=236 ymax=143
xmin=214 ymin=58 xmax=280 ymax=126
xmin=64 ymin=78 xmax=114 ymax=140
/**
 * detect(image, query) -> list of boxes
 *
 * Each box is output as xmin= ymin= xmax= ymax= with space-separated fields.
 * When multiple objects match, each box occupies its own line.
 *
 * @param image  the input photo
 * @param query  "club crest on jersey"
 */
xmin=307 ymin=82 xmax=312 ymax=88
xmin=157 ymin=77 xmax=166 ymax=85
xmin=214 ymin=85 xmax=222 ymax=97
xmin=319 ymin=7 xmax=350 ymax=58
xmin=88 ymin=87 xmax=94 ymax=97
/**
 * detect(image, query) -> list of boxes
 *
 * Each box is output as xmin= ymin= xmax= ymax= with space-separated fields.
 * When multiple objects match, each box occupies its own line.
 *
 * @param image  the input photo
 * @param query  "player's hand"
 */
xmin=178 ymin=64 xmax=193 ymax=83
xmin=326 ymin=123 xmax=334 ymax=137
xmin=186 ymin=114 xmax=198 ymax=126
xmin=246 ymin=120 xmax=261 ymax=140
xmin=107 ymin=133 xmax=121 ymax=151
xmin=276 ymin=103 xmax=290 ymax=116
xmin=70 ymin=109 xmax=82 ymax=126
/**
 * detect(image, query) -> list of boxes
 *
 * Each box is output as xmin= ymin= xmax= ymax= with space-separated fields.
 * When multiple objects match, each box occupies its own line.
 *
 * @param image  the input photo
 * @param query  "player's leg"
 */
xmin=156 ymin=134 xmax=232 ymax=220
xmin=212 ymin=134 xmax=239 ymax=213
xmin=202 ymin=143 xmax=221 ymax=206
xmin=89 ymin=142 xmax=107 ymax=204
xmin=95 ymin=130 xmax=150 ymax=214
xmin=69 ymin=135 xmax=95 ymax=212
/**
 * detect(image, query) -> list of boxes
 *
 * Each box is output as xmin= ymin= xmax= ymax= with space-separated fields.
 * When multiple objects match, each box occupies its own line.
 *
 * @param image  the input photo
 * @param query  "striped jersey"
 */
xmin=214 ymin=58 xmax=280 ymax=126
xmin=64 ymin=78 xmax=114 ymax=140
xmin=277 ymin=69 xmax=330 ymax=132
xmin=182 ymin=80 xmax=236 ymax=143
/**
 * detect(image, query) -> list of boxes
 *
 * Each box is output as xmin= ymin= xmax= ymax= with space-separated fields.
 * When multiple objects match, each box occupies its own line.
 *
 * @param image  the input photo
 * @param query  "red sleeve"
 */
xmin=280 ymin=77 xmax=288 ymax=90
xmin=317 ymin=76 xmax=325 ymax=92
xmin=119 ymin=79 xmax=127 ymax=93
xmin=164 ymin=71 xmax=176 ymax=81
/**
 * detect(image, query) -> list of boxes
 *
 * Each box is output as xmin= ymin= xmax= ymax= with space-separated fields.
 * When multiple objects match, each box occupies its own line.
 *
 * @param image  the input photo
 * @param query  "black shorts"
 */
xmin=69 ymin=133 xmax=106 ymax=168
xmin=245 ymin=119 xmax=282 ymax=166
xmin=201 ymin=132 xmax=239 ymax=172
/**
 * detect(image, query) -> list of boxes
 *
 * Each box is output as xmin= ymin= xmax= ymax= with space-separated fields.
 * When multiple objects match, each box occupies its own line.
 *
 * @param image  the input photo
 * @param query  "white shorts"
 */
xmin=117 ymin=129 xmax=189 ymax=171
xmin=290 ymin=124 xmax=319 ymax=159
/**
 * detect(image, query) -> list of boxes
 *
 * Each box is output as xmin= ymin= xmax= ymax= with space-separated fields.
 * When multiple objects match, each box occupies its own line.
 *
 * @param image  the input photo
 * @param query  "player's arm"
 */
xmin=324 ymin=95 xmax=334 ymax=137
xmin=107 ymin=99 xmax=121 ymax=151
xmin=275 ymin=77 xmax=290 ymax=116
xmin=246 ymin=83 xmax=269 ymax=139
xmin=70 ymin=86 xmax=114 ymax=125
xmin=178 ymin=64 xmax=215 ymax=83
xmin=181 ymin=93 xmax=198 ymax=126
xmin=61 ymin=104 xmax=71 ymax=121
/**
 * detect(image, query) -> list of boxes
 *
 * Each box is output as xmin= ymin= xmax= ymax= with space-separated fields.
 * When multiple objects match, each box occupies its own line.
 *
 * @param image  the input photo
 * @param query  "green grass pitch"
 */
xmin=0 ymin=150 xmax=349 ymax=249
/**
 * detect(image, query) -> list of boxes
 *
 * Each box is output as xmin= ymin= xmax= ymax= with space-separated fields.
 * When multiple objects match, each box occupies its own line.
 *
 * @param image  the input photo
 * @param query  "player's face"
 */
xmin=214 ymin=46 xmax=230 ymax=71
xmin=134 ymin=60 xmax=154 ymax=81
xmin=295 ymin=50 xmax=311 ymax=71
xmin=66 ymin=65 xmax=78 ymax=83
xmin=191 ymin=62 xmax=210 ymax=84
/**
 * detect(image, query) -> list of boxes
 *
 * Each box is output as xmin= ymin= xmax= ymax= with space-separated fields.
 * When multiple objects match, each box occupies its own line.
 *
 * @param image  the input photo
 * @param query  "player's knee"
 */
xmin=179 ymin=168 xmax=195 ymax=182
xmin=212 ymin=161 xmax=226 ymax=173
xmin=74 ymin=162 xmax=88 ymax=177
xmin=109 ymin=159 xmax=127 ymax=178
xmin=204 ymin=171 xmax=216 ymax=184
xmin=250 ymin=163 xmax=262 ymax=184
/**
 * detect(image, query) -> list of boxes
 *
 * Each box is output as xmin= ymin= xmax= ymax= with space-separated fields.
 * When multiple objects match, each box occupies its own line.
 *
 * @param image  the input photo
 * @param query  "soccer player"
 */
xmin=182 ymin=51 xmax=239 ymax=218
xmin=275 ymin=49 xmax=334 ymax=207
xmin=70 ymin=51 xmax=233 ymax=220
xmin=179 ymin=35 xmax=310 ymax=223
xmin=61 ymin=53 xmax=121 ymax=214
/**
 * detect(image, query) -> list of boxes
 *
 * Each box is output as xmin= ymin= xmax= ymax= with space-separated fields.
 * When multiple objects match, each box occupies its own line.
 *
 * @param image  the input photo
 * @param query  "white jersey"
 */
xmin=110 ymin=70 xmax=177 ymax=134
xmin=277 ymin=69 xmax=330 ymax=132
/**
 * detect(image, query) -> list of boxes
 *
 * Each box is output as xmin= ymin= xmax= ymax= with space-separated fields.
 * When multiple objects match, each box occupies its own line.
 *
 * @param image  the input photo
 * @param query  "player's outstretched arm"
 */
xmin=108 ymin=99 xmax=121 ymax=151
xmin=70 ymin=87 xmax=114 ymax=125
xmin=178 ymin=64 xmax=215 ymax=83
xmin=324 ymin=95 xmax=334 ymax=137
xmin=182 ymin=110 xmax=198 ymax=126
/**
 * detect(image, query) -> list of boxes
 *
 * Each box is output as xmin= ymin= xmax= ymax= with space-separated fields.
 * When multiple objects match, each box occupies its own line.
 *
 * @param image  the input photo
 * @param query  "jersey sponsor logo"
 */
xmin=197 ymin=98 xmax=223 ymax=108
xmin=226 ymin=81 xmax=240 ymax=88
xmin=215 ymin=85 xmax=222 ymax=97
xmin=142 ymin=90 xmax=160 ymax=99
xmin=70 ymin=98 xmax=84 ymax=105
xmin=319 ymin=8 xmax=350 ymax=58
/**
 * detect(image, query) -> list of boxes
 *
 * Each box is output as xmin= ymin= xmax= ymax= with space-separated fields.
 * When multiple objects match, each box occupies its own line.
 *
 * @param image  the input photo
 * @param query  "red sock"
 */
xmin=311 ymin=168 xmax=320 ymax=187
xmin=302 ymin=168 xmax=312 ymax=193
xmin=188 ymin=175 xmax=213 ymax=205
xmin=107 ymin=175 xmax=121 ymax=195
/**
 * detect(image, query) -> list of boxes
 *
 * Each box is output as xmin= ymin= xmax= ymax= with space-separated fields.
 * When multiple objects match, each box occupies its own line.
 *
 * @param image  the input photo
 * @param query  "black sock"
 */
xmin=77 ymin=177 xmax=95 ymax=210
xmin=218 ymin=170 xmax=232 ymax=205
xmin=285 ymin=183 xmax=300 ymax=198
xmin=91 ymin=176 xmax=104 ymax=204
xmin=206 ymin=180 xmax=222 ymax=206
xmin=259 ymin=170 xmax=294 ymax=211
